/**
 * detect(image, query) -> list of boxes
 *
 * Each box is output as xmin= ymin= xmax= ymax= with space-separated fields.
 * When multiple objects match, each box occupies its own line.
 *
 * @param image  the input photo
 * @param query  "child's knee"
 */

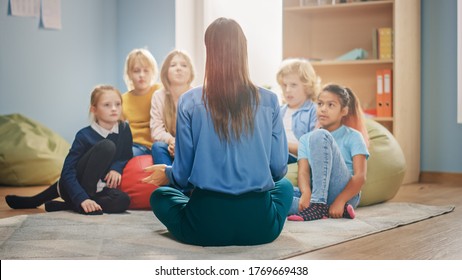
xmin=95 ymin=139 xmax=117 ymax=157
xmin=98 ymin=188 xmax=130 ymax=213
xmin=152 ymin=141 xmax=168 ymax=150
xmin=115 ymin=191 xmax=131 ymax=212
xmin=310 ymin=129 xmax=330 ymax=140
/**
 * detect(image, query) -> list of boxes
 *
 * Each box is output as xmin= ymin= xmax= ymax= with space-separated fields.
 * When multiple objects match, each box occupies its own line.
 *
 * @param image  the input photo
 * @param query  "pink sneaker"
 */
xmin=287 ymin=214 xmax=304 ymax=221
xmin=343 ymin=204 xmax=356 ymax=219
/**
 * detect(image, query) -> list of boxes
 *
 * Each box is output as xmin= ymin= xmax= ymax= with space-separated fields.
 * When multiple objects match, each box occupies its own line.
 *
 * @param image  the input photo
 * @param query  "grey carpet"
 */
xmin=0 ymin=202 xmax=454 ymax=260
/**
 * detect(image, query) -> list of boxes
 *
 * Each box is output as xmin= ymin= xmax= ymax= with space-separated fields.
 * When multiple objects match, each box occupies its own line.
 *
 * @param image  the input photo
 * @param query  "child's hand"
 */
xmin=298 ymin=192 xmax=311 ymax=211
xmin=168 ymin=138 xmax=175 ymax=157
xmin=328 ymin=201 xmax=345 ymax=218
xmin=105 ymin=170 xmax=121 ymax=188
xmin=168 ymin=143 xmax=175 ymax=157
xmin=81 ymin=199 xmax=102 ymax=213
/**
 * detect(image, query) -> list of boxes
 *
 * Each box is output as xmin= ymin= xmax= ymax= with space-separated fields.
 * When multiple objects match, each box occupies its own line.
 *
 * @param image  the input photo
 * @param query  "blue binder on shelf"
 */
xmin=336 ymin=48 xmax=368 ymax=61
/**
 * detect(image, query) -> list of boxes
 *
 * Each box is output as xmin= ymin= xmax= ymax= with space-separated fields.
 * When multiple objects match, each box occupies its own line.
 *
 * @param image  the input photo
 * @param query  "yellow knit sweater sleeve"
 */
xmin=122 ymin=84 xmax=161 ymax=149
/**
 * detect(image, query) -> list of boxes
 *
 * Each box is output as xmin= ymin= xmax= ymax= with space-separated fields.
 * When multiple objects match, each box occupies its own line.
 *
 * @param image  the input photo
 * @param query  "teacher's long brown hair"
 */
xmin=202 ymin=17 xmax=259 ymax=142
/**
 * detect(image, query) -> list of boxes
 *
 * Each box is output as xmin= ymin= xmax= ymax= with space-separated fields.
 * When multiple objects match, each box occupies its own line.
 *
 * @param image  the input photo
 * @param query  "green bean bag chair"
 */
xmin=285 ymin=118 xmax=406 ymax=206
xmin=0 ymin=114 xmax=70 ymax=186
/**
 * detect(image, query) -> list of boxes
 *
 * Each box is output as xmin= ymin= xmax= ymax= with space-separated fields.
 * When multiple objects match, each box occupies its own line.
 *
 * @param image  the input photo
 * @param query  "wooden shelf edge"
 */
xmin=372 ymin=117 xmax=394 ymax=122
xmin=284 ymin=0 xmax=393 ymax=13
xmin=310 ymin=59 xmax=393 ymax=66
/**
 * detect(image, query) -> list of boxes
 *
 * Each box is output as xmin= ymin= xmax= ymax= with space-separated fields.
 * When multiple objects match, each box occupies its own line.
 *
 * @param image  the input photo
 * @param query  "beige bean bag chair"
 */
xmin=285 ymin=119 xmax=406 ymax=206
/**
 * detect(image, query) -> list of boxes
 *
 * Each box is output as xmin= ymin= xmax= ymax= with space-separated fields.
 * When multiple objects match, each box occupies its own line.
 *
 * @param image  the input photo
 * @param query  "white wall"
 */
xmin=176 ymin=0 xmax=283 ymax=94
xmin=175 ymin=0 xmax=205 ymax=87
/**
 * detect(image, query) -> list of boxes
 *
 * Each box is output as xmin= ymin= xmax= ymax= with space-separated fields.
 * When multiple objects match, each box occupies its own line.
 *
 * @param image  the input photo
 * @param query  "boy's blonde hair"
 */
xmin=123 ymin=48 xmax=159 ymax=91
xmin=276 ymin=58 xmax=321 ymax=102
xmin=89 ymin=84 xmax=124 ymax=123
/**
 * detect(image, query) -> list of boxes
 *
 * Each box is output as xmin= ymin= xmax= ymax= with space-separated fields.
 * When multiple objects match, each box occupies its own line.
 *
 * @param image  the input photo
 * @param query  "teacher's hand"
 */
xmin=142 ymin=164 xmax=169 ymax=186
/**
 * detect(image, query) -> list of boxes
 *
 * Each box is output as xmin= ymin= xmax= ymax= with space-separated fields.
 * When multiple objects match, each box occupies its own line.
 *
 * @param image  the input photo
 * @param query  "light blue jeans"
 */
xmin=132 ymin=143 xmax=151 ymax=157
xmin=288 ymin=129 xmax=360 ymax=215
xmin=151 ymin=141 xmax=173 ymax=165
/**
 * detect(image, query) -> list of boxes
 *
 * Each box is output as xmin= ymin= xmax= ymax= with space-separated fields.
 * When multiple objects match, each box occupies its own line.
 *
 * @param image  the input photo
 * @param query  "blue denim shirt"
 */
xmin=280 ymin=100 xmax=317 ymax=140
xmin=165 ymin=86 xmax=288 ymax=195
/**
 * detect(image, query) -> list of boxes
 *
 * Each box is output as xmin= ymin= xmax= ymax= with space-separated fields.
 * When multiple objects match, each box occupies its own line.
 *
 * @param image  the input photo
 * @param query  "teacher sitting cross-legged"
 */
xmin=142 ymin=17 xmax=293 ymax=246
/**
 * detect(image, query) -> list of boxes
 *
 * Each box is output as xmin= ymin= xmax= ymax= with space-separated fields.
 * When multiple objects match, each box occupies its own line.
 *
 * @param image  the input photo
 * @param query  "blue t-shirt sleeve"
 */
xmin=349 ymin=130 xmax=370 ymax=160
xmin=297 ymin=133 xmax=311 ymax=161
xmin=308 ymin=105 xmax=318 ymax=132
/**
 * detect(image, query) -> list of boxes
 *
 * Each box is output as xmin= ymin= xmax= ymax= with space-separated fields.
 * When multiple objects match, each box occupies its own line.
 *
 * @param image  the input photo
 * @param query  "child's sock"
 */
xmin=343 ymin=204 xmax=356 ymax=219
xmin=5 ymin=195 xmax=40 ymax=209
xmin=44 ymin=201 xmax=71 ymax=212
xmin=288 ymin=203 xmax=329 ymax=221
xmin=5 ymin=182 xmax=59 ymax=210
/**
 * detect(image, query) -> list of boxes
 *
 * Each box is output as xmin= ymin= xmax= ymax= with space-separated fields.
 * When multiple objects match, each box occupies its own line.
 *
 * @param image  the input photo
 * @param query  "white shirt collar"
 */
xmin=91 ymin=121 xmax=119 ymax=138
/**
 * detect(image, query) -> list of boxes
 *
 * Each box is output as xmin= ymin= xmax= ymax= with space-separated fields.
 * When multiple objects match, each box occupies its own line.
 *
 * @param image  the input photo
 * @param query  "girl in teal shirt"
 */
xmin=288 ymin=84 xmax=369 ymax=221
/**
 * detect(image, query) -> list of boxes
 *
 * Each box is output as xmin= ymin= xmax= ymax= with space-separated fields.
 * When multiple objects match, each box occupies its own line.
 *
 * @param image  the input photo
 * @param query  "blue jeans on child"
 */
xmin=151 ymin=141 xmax=173 ymax=165
xmin=132 ymin=143 xmax=151 ymax=157
xmin=287 ymin=129 xmax=360 ymax=215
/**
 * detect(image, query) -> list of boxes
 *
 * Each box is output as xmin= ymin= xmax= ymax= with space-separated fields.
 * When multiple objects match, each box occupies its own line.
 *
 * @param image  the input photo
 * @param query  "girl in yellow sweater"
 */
xmin=122 ymin=48 xmax=161 ymax=156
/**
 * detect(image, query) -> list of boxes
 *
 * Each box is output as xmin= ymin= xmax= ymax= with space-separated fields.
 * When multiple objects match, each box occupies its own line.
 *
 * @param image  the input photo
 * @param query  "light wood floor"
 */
xmin=289 ymin=182 xmax=462 ymax=260
xmin=1 ymin=182 xmax=461 ymax=259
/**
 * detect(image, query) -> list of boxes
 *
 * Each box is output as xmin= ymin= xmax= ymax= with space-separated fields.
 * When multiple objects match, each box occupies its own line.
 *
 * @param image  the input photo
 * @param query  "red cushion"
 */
xmin=119 ymin=155 xmax=159 ymax=210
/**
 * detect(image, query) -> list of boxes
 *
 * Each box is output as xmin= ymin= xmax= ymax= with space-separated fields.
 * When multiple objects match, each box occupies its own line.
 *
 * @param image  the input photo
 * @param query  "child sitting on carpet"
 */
xmin=5 ymin=85 xmax=133 ymax=215
xmin=288 ymin=84 xmax=369 ymax=221
xmin=122 ymin=48 xmax=161 ymax=157
xmin=150 ymin=49 xmax=195 ymax=166
xmin=276 ymin=58 xmax=320 ymax=164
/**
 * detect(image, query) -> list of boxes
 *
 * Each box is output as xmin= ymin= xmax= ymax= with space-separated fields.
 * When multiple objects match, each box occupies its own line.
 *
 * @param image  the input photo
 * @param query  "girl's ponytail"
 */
xmin=343 ymin=87 xmax=369 ymax=147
